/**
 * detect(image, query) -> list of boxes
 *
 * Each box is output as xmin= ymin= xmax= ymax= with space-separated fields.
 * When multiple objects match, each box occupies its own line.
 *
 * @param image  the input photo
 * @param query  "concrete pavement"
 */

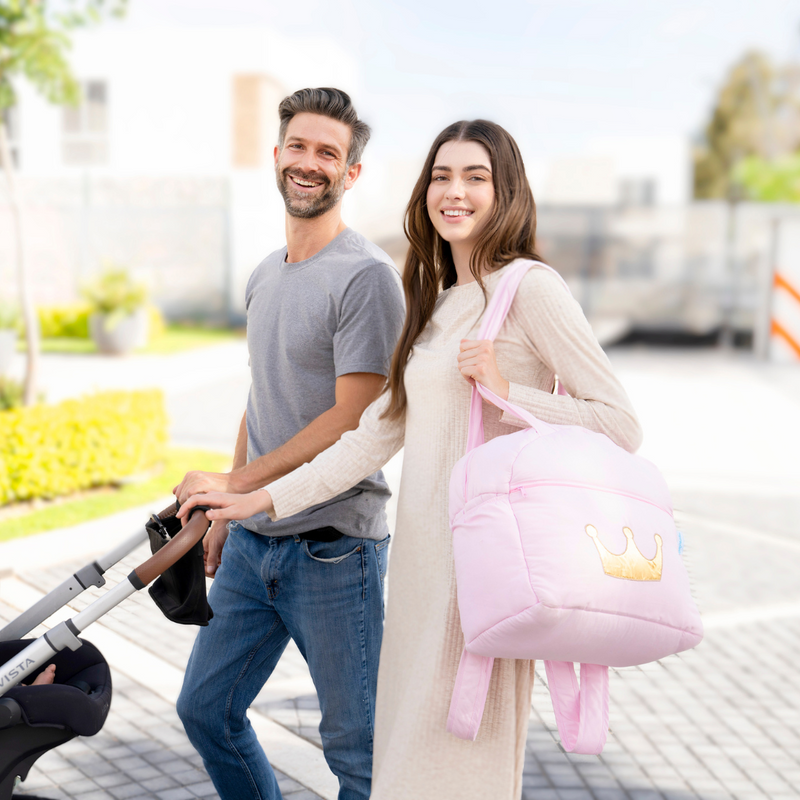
xmin=1 ymin=343 xmax=798 ymax=799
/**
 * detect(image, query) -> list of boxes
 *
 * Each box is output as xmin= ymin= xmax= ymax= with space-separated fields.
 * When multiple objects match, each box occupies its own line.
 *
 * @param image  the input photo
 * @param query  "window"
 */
xmin=2 ymin=106 xmax=20 ymax=168
xmin=62 ymin=80 xmax=108 ymax=166
xmin=619 ymin=178 xmax=657 ymax=207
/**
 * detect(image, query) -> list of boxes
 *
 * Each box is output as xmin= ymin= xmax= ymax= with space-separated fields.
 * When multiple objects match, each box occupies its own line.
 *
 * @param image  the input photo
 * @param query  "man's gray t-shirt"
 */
xmin=242 ymin=227 xmax=405 ymax=540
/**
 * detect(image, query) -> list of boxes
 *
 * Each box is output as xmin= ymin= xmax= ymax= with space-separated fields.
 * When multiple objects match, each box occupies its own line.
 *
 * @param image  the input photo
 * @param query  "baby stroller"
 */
xmin=0 ymin=502 xmax=210 ymax=799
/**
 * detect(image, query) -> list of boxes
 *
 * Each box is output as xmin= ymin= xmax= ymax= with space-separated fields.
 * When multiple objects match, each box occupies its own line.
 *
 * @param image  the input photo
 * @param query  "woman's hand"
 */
xmin=457 ymin=339 xmax=510 ymax=399
xmin=176 ymin=489 xmax=274 ymax=525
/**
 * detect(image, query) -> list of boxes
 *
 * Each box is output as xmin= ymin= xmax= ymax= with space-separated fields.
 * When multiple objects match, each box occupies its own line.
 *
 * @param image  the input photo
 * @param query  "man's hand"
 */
xmin=203 ymin=520 xmax=230 ymax=578
xmin=174 ymin=470 xmax=241 ymax=506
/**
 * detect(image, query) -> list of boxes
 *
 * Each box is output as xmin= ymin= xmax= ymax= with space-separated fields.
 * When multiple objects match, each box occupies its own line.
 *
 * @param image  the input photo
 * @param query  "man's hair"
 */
xmin=277 ymin=88 xmax=371 ymax=167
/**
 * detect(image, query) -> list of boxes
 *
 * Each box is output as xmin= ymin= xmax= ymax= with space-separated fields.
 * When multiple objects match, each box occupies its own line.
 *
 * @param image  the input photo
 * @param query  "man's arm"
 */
xmin=231 ymin=410 xmax=248 ymax=471
xmin=174 ymin=372 xmax=385 ymax=504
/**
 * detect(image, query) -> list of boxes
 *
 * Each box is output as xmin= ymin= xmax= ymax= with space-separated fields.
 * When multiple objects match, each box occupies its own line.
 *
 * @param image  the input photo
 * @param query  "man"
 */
xmin=174 ymin=88 xmax=404 ymax=800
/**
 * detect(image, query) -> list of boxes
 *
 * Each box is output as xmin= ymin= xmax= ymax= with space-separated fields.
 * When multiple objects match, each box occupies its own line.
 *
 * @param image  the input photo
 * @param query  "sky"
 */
xmin=116 ymin=0 xmax=800 ymax=163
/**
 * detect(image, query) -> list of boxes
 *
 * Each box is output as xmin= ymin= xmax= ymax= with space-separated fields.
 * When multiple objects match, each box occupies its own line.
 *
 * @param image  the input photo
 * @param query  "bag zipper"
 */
xmin=511 ymin=480 xmax=673 ymax=517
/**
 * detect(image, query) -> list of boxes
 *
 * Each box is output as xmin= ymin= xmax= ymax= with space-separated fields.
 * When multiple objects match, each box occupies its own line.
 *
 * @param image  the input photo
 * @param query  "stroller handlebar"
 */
xmin=132 ymin=503 xmax=210 ymax=587
xmin=0 ymin=503 xmax=211 ymax=695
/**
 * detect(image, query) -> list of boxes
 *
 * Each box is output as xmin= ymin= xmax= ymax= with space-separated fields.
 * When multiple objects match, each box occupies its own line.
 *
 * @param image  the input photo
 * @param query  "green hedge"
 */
xmin=38 ymin=304 xmax=92 ymax=338
xmin=36 ymin=304 xmax=166 ymax=340
xmin=0 ymin=390 xmax=168 ymax=505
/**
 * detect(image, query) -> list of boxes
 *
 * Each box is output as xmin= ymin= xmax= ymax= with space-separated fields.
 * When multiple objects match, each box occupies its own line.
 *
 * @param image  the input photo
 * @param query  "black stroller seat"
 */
xmin=0 ymin=639 xmax=111 ymax=799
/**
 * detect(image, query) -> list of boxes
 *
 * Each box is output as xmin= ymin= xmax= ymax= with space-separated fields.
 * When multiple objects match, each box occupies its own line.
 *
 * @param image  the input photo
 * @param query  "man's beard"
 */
xmin=276 ymin=165 xmax=347 ymax=219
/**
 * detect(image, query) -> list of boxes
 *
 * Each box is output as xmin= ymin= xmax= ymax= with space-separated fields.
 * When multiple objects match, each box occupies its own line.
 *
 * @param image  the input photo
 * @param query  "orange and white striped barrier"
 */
xmin=763 ymin=217 xmax=800 ymax=363
xmin=771 ymin=271 xmax=800 ymax=362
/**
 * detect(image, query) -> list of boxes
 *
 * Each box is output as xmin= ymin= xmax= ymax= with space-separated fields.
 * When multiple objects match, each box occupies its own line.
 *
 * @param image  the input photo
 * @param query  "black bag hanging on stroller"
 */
xmin=146 ymin=505 xmax=213 ymax=626
xmin=0 ymin=502 xmax=211 ymax=799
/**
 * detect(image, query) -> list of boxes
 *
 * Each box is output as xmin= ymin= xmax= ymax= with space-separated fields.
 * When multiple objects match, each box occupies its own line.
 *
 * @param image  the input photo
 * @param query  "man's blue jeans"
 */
xmin=176 ymin=521 xmax=389 ymax=800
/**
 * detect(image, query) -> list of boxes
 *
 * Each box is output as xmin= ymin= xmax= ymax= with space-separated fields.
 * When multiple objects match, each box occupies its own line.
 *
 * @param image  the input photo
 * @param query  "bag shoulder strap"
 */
xmin=446 ymin=649 xmax=494 ymax=741
xmin=447 ymin=654 xmax=611 ymax=753
xmin=476 ymin=260 xmax=570 ymax=342
xmin=544 ymin=660 xmax=609 ymax=755
xmin=466 ymin=261 xmax=569 ymax=452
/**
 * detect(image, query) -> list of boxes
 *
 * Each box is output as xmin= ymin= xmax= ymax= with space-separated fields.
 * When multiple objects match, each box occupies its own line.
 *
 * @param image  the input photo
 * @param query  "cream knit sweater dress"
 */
xmin=267 ymin=262 xmax=643 ymax=800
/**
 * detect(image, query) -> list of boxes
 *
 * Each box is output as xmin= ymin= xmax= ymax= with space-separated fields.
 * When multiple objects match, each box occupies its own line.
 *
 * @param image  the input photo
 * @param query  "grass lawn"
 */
xmin=20 ymin=325 xmax=242 ymax=356
xmin=0 ymin=446 xmax=230 ymax=543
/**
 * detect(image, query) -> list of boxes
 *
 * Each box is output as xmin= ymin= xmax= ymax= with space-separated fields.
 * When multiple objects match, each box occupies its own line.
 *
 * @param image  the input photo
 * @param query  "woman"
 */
xmin=179 ymin=120 xmax=642 ymax=799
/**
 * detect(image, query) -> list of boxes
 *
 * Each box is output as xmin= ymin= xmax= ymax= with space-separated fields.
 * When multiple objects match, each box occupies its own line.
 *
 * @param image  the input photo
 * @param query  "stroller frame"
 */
xmin=0 ymin=529 xmax=149 ymax=645
xmin=0 ymin=503 xmax=209 ymax=798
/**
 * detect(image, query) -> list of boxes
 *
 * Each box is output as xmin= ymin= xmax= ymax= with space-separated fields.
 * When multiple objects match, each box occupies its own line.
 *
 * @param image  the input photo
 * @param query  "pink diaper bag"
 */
xmin=446 ymin=260 xmax=703 ymax=754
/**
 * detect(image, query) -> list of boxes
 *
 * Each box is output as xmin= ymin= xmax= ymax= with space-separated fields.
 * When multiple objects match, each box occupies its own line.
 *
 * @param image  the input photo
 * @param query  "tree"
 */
xmin=0 ymin=0 xmax=126 ymax=405
xmin=693 ymin=52 xmax=800 ymax=200
xmin=733 ymin=154 xmax=800 ymax=202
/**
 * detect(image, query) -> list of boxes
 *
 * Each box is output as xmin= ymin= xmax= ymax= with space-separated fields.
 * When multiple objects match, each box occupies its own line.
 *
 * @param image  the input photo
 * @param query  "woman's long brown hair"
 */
xmin=382 ymin=119 xmax=545 ymax=420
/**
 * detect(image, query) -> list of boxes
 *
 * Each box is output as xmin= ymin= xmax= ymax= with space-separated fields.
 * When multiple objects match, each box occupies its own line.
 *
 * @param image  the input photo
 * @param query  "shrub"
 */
xmin=36 ymin=303 xmax=166 ymax=342
xmin=0 ymin=378 xmax=23 ymax=411
xmin=0 ymin=390 xmax=168 ymax=505
xmin=82 ymin=267 xmax=148 ymax=316
xmin=38 ymin=304 xmax=92 ymax=338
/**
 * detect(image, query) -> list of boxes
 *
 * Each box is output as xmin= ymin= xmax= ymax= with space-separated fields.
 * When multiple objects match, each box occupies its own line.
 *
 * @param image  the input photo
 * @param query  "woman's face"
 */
xmin=426 ymin=139 xmax=495 ymax=250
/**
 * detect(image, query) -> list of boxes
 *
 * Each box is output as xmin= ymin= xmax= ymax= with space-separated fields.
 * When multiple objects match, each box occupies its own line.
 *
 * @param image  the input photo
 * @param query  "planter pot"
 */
xmin=0 ymin=329 xmax=17 ymax=375
xmin=90 ymin=309 xmax=148 ymax=355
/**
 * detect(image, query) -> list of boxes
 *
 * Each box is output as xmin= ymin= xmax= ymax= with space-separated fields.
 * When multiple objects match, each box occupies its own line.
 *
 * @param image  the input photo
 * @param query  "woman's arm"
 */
xmin=463 ymin=267 xmax=642 ymax=453
xmin=178 ymin=391 xmax=405 ymax=523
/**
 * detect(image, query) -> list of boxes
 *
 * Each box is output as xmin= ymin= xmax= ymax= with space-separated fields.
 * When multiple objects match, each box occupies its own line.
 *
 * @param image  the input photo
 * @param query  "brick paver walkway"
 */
xmin=1 ymin=546 xmax=325 ymax=800
xmin=1 ymin=346 xmax=797 ymax=799
xmin=4 ymin=487 xmax=798 ymax=800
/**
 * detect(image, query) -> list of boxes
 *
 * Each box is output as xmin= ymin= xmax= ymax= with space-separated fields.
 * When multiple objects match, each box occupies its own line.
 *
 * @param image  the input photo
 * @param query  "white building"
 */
xmin=1 ymin=26 xmax=364 ymax=319
xmin=535 ymin=135 xmax=692 ymax=208
xmin=5 ymin=27 xmax=743 ymax=341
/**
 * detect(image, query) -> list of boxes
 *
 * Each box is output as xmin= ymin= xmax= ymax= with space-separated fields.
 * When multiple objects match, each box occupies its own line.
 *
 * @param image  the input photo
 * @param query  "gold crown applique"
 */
xmin=585 ymin=525 xmax=663 ymax=582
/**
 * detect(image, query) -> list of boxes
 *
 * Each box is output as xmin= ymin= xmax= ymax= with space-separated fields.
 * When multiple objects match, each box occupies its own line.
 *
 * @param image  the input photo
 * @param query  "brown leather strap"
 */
xmin=157 ymin=502 xmax=179 ymax=520
xmin=133 ymin=503 xmax=210 ymax=587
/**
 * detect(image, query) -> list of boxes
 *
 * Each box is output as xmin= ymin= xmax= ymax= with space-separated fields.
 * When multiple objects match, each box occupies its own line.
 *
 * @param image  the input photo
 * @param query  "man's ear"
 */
xmin=273 ymin=145 xmax=280 ymax=166
xmin=344 ymin=162 xmax=362 ymax=191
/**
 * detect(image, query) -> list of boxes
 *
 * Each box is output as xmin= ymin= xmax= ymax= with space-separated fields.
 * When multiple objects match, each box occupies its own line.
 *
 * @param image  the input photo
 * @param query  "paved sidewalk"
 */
xmin=1 ymin=538 xmax=327 ymax=800
xmin=3 ymin=500 xmax=799 ymax=800
xmin=0 ymin=346 xmax=798 ymax=799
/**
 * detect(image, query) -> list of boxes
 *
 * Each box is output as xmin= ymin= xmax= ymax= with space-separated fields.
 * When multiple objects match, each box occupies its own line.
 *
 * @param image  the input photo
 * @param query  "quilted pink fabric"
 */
xmin=446 ymin=261 xmax=703 ymax=753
